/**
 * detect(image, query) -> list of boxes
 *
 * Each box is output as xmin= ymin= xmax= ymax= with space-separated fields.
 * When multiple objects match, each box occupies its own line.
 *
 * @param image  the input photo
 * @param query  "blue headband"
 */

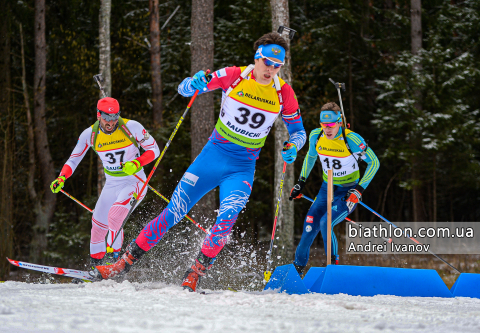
xmin=320 ymin=110 xmax=341 ymax=123
xmin=254 ymin=44 xmax=286 ymax=63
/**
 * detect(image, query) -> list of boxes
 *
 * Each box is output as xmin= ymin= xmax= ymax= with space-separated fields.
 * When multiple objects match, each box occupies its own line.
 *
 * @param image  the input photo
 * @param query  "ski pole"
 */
xmin=264 ymin=143 xmax=293 ymax=282
xmin=300 ymin=194 xmax=392 ymax=242
xmin=357 ymin=201 xmax=461 ymax=274
xmin=60 ymin=189 xmax=93 ymax=213
xmin=108 ymin=70 xmax=210 ymax=249
xmin=329 ymin=78 xmax=347 ymax=126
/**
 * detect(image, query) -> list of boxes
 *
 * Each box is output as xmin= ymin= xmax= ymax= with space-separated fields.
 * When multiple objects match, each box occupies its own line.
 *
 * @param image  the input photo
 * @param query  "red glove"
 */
xmin=345 ymin=186 xmax=364 ymax=212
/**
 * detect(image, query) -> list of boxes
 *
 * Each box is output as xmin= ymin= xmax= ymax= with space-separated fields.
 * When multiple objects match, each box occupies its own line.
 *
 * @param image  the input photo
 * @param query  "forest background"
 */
xmin=1 ymin=0 xmax=479 ymax=288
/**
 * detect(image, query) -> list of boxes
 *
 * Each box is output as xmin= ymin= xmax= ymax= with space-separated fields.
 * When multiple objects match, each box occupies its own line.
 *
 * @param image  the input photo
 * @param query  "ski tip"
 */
xmin=6 ymin=258 xmax=19 ymax=266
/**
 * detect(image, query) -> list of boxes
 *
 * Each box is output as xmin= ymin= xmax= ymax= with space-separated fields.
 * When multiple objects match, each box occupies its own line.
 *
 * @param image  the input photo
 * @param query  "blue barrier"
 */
xmin=451 ymin=273 xmax=480 ymax=298
xmin=263 ymin=264 xmax=309 ymax=295
xmin=303 ymin=267 xmax=325 ymax=291
xmin=307 ymin=265 xmax=452 ymax=298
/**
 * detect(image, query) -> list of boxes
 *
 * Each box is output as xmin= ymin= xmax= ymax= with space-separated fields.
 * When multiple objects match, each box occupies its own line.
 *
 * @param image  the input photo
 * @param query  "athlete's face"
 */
xmin=98 ymin=114 xmax=118 ymax=134
xmin=322 ymin=121 xmax=341 ymax=140
xmin=253 ymin=57 xmax=282 ymax=85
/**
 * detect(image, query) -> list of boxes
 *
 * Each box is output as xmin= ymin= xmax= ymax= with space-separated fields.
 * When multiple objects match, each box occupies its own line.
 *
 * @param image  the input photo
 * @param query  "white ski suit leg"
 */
xmin=90 ymin=171 xmax=147 ymax=258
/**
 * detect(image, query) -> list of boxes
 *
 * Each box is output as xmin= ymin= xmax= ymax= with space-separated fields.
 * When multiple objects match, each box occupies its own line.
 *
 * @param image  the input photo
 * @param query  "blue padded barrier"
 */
xmin=308 ymin=265 xmax=452 ymax=298
xmin=263 ymin=264 xmax=309 ymax=295
xmin=451 ymin=273 xmax=480 ymax=299
xmin=303 ymin=267 xmax=326 ymax=291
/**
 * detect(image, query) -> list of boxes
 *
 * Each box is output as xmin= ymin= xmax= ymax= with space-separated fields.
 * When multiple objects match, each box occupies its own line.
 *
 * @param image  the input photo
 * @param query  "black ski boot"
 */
xmin=294 ymin=263 xmax=306 ymax=278
xmin=103 ymin=251 xmax=119 ymax=265
xmin=72 ymin=257 xmax=104 ymax=283
xmin=181 ymin=252 xmax=214 ymax=292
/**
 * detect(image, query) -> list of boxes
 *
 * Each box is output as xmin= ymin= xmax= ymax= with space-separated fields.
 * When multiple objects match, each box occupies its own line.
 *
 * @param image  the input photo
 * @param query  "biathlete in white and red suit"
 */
xmin=50 ymin=97 xmax=160 ymax=268
xmin=94 ymin=32 xmax=306 ymax=291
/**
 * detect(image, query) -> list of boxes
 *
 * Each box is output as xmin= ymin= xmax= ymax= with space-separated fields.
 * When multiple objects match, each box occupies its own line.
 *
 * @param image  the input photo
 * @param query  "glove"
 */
xmin=289 ymin=177 xmax=306 ymax=201
xmin=345 ymin=186 xmax=364 ymax=212
xmin=281 ymin=141 xmax=297 ymax=164
xmin=191 ymin=70 xmax=212 ymax=91
xmin=122 ymin=160 xmax=141 ymax=175
xmin=50 ymin=176 xmax=66 ymax=193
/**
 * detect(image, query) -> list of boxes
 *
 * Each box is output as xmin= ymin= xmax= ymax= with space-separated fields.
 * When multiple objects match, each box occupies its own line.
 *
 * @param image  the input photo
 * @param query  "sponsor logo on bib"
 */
xmin=306 ymin=225 xmax=312 ymax=232
xmin=98 ymin=138 xmax=126 ymax=148
xmin=319 ymin=146 xmax=345 ymax=153
xmin=306 ymin=216 xmax=314 ymax=223
xmin=245 ymin=92 xmax=275 ymax=105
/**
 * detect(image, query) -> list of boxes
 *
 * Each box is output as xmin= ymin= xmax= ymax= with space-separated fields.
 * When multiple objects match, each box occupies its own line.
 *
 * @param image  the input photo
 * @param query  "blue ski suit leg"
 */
xmin=136 ymin=142 xmax=255 ymax=257
xmin=294 ymin=182 xmax=356 ymax=267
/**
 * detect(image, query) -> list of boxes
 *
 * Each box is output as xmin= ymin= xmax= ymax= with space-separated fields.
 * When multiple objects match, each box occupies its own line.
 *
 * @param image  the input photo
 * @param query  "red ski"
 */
xmin=7 ymin=258 xmax=94 ymax=281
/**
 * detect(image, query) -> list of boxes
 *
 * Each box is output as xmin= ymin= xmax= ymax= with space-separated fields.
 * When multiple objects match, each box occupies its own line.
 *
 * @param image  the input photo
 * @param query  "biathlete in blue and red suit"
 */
xmin=93 ymin=32 xmax=307 ymax=291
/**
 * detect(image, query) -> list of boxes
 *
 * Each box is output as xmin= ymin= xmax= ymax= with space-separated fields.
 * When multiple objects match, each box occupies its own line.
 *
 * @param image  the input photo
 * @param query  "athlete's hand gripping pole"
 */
xmin=264 ymin=142 xmax=293 ymax=283
xmin=60 ymin=189 xmax=93 ymax=213
xmin=329 ymin=78 xmax=348 ymax=127
xmin=357 ymin=200 xmax=462 ymax=274
xmin=108 ymin=70 xmax=211 ymax=251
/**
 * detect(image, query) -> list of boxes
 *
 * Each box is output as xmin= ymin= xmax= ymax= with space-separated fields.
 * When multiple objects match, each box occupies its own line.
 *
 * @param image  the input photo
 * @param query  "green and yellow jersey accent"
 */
xmin=91 ymin=118 xmax=142 ymax=177
xmin=300 ymin=127 xmax=379 ymax=188
xmin=215 ymin=66 xmax=284 ymax=148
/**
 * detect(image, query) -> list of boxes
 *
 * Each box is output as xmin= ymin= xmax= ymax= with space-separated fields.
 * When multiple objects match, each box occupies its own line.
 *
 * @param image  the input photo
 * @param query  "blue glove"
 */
xmin=281 ymin=141 xmax=297 ymax=164
xmin=191 ymin=70 xmax=211 ymax=91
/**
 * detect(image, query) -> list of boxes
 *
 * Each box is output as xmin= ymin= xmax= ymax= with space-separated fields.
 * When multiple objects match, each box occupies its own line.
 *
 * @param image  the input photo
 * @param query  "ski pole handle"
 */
xmin=93 ymin=74 xmax=107 ymax=98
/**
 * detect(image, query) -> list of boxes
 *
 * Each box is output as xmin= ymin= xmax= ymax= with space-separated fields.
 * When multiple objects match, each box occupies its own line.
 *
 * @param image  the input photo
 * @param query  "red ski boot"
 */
xmin=181 ymin=252 xmax=214 ymax=292
xmin=91 ymin=241 xmax=146 ymax=280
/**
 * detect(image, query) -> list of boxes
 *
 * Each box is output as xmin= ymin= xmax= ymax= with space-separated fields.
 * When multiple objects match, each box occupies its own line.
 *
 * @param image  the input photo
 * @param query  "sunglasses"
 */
xmin=98 ymin=110 xmax=120 ymax=122
xmin=262 ymin=57 xmax=284 ymax=69
xmin=320 ymin=122 xmax=338 ymax=128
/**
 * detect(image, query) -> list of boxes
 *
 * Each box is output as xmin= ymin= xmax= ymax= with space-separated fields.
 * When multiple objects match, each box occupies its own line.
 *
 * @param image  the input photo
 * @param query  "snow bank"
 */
xmin=1 ymin=280 xmax=480 ymax=332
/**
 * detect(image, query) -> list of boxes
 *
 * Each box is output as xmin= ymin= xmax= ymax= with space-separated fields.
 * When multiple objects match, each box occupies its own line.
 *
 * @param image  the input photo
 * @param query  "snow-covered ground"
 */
xmin=1 ymin=280 xmax=480 ymax=333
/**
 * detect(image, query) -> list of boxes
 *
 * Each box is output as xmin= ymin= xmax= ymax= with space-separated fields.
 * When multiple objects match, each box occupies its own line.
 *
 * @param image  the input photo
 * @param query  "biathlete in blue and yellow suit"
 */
xmin=94 ymin=32 xmax=307 ymax=291
xmin=289 ymin=102 xmax=380 ymax=276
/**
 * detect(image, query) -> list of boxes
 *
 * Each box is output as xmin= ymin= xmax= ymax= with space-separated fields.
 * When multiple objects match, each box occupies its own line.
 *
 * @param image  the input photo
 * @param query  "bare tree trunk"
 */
xmin=98 ymin=0 xmax=111 ymax=195
xmin=271 ymin=0 xmax=294 ymax=266
xmin=0 ymin=1 xmax=13 ymax=279
xmin=150 ymin=0 xmax=163 ymax=127
xmin=411 ymin=0 xmax=423 ymax=222
xmin=190 ymin=0 xmax=216 ymax=224
xmin=21 ymin=22 xmax=43 ymax=229
xmin=411 ymin=0 xmax=422 ymax=55
xmin=31 ymin=0 xmax=57 ymax=263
